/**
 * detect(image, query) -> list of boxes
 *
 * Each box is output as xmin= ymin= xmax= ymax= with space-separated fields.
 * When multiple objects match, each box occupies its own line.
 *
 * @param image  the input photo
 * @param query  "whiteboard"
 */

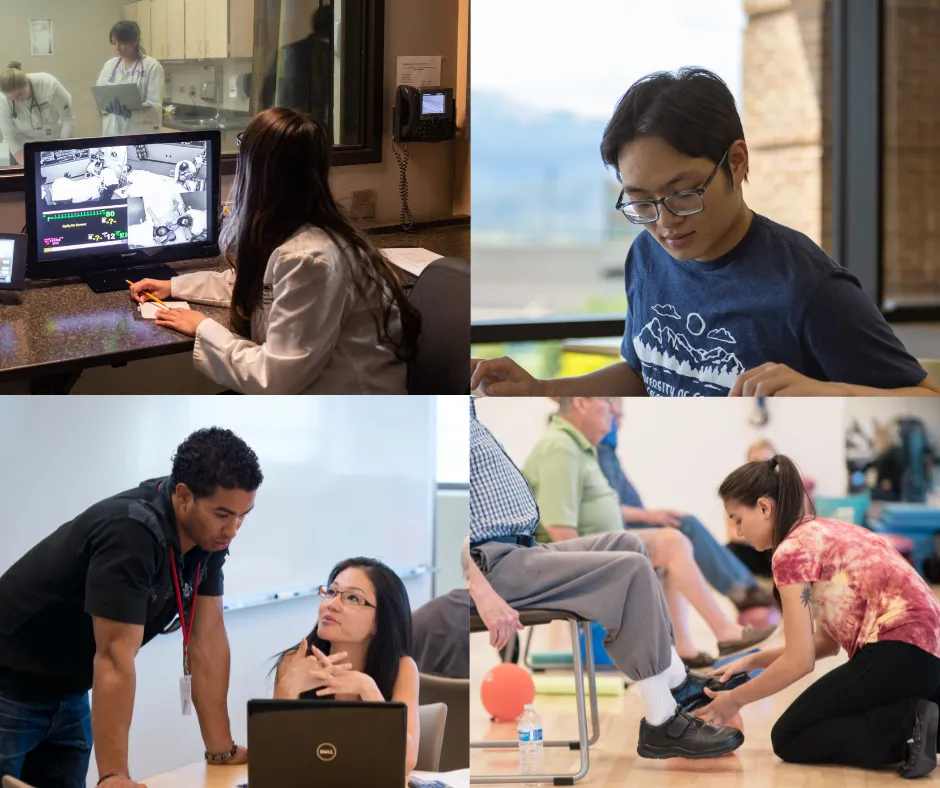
xmin=0 ymin=396 xmax=441 ymax=606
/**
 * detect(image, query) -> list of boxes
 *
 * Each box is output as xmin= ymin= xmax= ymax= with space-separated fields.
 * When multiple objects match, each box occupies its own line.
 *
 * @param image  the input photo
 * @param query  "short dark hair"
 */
xmin=109 ymin=20 xmax=146 ymax=57
xmin=600 ymin=67 xmax=748 ymax=185
xmin=171 ymin=427 xmax=263 ymax=498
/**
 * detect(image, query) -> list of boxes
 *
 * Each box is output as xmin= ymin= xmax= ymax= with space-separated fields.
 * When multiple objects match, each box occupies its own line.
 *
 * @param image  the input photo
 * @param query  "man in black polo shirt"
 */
xmin=0 ymin=427 xmax=264 ymax=788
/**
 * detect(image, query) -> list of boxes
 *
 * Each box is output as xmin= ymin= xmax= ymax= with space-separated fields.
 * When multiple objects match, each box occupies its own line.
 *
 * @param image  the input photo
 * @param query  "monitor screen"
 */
xmin=0 ymin=239 xmax=13 ymax=284
xmin=421 ymin=92 xmax=446 ymax=115
xmin=25 ymin=131 xmax=221 ymax=279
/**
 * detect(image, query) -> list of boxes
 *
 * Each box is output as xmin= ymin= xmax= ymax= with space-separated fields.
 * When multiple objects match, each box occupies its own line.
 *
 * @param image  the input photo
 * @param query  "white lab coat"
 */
xmin=0 ymin=73 xmax=76 ymax=160
xmin=170 ymin=225 xmax=408 ymax=394
xmin=96 ymin=56 xmax=164 ymax=136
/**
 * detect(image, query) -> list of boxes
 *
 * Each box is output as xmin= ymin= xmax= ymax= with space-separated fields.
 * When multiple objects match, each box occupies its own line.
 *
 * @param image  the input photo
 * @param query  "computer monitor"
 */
xmin=24 ymin=129 xmax=222 ymax=292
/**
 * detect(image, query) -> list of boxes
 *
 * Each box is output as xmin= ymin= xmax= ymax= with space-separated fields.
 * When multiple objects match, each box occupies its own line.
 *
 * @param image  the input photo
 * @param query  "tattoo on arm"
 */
xmin=800 ymin=585 xmax=812 ymax=608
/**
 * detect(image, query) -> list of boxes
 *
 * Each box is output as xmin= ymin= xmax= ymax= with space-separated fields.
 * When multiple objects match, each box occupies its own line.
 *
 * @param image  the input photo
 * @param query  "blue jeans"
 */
xmin=630 ymin=515 xmax=757 ymax=596
xmin=0 ymin=689 xmax=92 ymax=788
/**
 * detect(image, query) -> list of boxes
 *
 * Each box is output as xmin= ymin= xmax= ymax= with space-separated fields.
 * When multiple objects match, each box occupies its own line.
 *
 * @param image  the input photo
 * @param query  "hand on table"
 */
xmin=154 ymin=307 xmax=208 ymax=337
xmin=98 ymin=776 xmax=147 ymax=788
xmin=128 ymin=278 xmax=172 ymax=303
xmin=470 ymin=357 xmax=543 ymax=397
xmin=730 ymin=364 xmax=839 ymax=397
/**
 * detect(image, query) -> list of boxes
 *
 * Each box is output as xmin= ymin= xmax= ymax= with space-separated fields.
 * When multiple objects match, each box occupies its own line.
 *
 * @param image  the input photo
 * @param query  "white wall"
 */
xmin=473 ymin=397 xmax=849 ymax=543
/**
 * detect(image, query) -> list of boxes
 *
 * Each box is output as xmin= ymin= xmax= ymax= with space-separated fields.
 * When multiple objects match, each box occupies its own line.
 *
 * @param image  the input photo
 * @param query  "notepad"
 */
xmin=139 ymin=300 xmax=189 ymax=319
xmin=381 ymin=247 xmax=442 ymax=277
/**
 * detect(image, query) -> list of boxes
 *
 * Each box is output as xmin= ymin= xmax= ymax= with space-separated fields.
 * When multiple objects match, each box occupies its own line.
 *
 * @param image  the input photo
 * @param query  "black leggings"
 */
xmin=772 ymin=641 xmax=940 ymax=768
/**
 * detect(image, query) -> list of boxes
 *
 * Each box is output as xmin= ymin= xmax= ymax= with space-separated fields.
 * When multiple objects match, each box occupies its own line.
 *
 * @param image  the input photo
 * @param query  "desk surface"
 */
xmin=0 ymin=223 xmax=469 ymax=386
xmin=143 ymin=762 xmax=470 ymax=788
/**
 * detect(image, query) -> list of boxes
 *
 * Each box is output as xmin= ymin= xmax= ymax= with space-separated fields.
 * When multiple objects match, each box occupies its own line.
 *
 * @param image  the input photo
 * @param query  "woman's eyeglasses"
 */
xmin=318 ymin=585 xmax=376 ymax=609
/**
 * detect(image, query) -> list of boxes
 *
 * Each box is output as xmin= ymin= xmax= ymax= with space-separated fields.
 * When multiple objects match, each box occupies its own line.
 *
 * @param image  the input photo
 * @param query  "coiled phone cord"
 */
xmin=393 ymin=142 xmax=414 ymax=232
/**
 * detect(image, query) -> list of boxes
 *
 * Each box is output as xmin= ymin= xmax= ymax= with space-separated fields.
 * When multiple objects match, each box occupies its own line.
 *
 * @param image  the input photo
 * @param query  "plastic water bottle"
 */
xmin=517 ymin=703 xmax=544 ymax=774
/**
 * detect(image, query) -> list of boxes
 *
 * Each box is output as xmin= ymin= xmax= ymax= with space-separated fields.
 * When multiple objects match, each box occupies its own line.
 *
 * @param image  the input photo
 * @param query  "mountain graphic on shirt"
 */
xmin=633 ymin=317 xmax=745 ymax=389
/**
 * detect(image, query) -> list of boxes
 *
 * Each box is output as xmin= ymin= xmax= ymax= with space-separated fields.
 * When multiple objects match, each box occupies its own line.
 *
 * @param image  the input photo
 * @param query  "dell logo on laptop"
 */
xmin=316 ymin=743 xmax=337 ymax=761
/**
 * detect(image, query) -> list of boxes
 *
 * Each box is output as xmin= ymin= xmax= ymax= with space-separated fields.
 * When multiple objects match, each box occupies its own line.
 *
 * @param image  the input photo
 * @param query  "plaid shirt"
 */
xmin=469 ymin=399 xmax=539 ymax=542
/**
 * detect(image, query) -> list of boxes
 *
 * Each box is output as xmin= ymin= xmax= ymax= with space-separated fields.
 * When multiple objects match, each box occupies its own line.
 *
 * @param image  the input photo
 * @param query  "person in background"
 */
xmin=412 ymin=538 xmax=472 ymax=679
xmin=129 ymin=107 xmax=420 ymax=394
xmin=701 ymin=455 xmax=940 ymax=779
xmin=524 ymin=397 xmax=775 ymax=668
xmin=597 ymin=398 xmax=776 ymax=617
xmin=0 ymin=428 xmax=262 ymax=788
xmin=96 ymin=21 xmax=164 ymax=136
xmin=273 ymin=557 xmax=420 ymax=775
xmin=0 ymin=62 xmax=76 ymax=165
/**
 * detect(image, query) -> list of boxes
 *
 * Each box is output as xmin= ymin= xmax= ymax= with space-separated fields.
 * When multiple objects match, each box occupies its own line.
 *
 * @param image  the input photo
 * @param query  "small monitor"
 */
xmin=0 ymin=233 xmax=27 ymax=292
xmin=421 ymin=90 xmax=447 ymax=116
xmin=24 ymin=130 xmax=221 ymax=292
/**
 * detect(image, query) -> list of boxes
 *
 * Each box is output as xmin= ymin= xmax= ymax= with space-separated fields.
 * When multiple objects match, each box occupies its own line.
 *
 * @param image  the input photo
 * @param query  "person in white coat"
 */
xmin=0 ymin=62 xmax=76 ymax=165
xmin=128 ymin=107 xmax=422 ymax=394
xmin=96 ymin=21 xmax=164 ymax=137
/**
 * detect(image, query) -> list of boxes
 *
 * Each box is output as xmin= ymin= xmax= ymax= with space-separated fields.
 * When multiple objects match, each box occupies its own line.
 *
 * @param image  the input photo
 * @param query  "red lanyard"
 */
xmin=170 ymin=551 xmax=201 ymax=675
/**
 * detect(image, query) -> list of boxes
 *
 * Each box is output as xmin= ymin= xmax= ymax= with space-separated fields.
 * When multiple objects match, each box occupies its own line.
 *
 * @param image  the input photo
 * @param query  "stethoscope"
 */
xmin=9 ymin=79 xmax=45 ymax=131
xmin=108 ymin=58 xmax=144 ymax=85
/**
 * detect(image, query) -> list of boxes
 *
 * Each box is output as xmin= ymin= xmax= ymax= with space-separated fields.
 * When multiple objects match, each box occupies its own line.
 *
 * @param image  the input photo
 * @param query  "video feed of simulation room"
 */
xmin=0 ymin=239 xmax=13 ymax=284
xmin=36 ymin=141 xmax=209 ymax=259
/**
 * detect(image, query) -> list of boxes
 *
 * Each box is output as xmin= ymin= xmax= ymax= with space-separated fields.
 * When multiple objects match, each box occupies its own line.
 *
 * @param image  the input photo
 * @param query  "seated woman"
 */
xmin=699 ymin=454 xmax=940 ymax=779
xmin=273 ymin=558 xmax=420 ymax=774
xmin=129 ymin=107 xmax=420 ymax=394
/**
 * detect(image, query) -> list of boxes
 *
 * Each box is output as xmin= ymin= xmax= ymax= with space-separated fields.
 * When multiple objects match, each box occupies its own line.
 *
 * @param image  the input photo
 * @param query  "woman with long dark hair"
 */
xmin=96 ymin=21 xmax=164 ymax=136
xmin=272 ymin=558 xmax=420 ymax=774
xmin=697 ymin=454 xmax=940 ymax=779
xmin=129 ymin=107 xmax=420 ymax=394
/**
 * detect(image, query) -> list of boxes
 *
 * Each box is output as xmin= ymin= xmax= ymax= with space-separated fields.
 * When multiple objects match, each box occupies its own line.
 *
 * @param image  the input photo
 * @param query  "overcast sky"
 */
xmin=472 ymin=0 xmax=747 ymax=119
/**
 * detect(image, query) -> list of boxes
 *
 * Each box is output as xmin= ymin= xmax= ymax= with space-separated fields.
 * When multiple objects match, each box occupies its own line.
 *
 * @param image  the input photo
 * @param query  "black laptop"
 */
xmin=247 ymin=699 xmax=408 ymax=788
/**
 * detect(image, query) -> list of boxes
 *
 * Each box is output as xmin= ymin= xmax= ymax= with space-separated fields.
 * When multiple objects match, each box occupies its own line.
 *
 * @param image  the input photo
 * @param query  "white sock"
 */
xmin=635 ymin=673 xmax=678 ymax=726
xmin=664 ymin=647 xmax=688 ymax=689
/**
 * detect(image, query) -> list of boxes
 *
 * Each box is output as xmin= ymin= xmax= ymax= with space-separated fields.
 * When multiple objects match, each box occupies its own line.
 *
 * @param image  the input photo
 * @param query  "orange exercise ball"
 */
xmin=480 ymin=663 xmax=536 ymax=723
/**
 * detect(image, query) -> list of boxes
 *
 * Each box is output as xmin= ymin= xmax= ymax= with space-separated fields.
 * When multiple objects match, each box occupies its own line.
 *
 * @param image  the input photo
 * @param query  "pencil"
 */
xmin=126 ymin=279 xmax=169 ymax=308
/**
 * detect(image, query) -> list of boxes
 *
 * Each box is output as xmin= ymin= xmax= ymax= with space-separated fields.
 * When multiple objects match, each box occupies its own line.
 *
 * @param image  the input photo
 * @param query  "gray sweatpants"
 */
xmin=472 ymin=531 xmax=675 ymax=682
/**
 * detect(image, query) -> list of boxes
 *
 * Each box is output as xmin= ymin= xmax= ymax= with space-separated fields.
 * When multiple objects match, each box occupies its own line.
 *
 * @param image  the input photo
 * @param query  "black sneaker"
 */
xmin=899 ymin=699 xmax=938 ymax=779
xmin=671 ymin=667 xmax=751 ymax=712
xmin=637 ymin=706 xmax=744 ymax=759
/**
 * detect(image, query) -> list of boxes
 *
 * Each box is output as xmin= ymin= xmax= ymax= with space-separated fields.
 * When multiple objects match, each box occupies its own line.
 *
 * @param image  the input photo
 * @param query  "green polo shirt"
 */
xmin=523 ymin=415 xmax=622 ymax=541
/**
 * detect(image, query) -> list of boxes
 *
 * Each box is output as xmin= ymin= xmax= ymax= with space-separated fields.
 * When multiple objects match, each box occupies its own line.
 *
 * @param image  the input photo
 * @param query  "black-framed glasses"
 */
xmin=615 ymin=150 xmax=729 ymax=225
xmin=318 ymin=585 xmax=376 ymax=609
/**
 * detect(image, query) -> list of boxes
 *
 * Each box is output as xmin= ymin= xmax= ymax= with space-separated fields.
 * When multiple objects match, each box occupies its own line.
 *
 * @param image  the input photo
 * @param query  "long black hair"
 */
xmin=222 ymin=107 xmax=420 ymax=361
xmin=718 ymin=454 xmax=814 ymax=607
xmin=274 ymin=557 xmax=414 ymax=701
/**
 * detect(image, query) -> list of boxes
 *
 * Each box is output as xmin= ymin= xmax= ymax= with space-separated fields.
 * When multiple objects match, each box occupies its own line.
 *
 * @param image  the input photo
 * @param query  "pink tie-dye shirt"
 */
xmin=772 ymin=518 xmax=940 ymax=660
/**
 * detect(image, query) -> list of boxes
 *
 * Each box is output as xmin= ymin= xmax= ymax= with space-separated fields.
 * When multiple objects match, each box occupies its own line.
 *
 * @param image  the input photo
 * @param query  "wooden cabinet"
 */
xmin=165 ymin=0 xmax=186 ymax=60
xmin=203 ymin=0 xmax=230 ymax=59
xmin=150 ymin=0 xmax=168 ymax=60
xmin=123 ymin=2 xmax=138 ymax=24
xmin=137 ymin=0 xmax=153 ymax=56
xmin=184 ymin=0 xmax=206 ymax=59
xmin=229 ymin=0 xmax=253 ymax=59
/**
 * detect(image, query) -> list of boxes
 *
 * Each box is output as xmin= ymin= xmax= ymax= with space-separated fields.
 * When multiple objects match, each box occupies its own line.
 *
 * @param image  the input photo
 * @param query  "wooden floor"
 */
xmin=470 ymin=588 xmax=940 ymax=787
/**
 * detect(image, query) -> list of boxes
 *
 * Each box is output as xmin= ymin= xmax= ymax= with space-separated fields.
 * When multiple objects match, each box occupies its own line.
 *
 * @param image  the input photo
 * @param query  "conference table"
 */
xmin=143 ymin=761 xmax=470 ymax=788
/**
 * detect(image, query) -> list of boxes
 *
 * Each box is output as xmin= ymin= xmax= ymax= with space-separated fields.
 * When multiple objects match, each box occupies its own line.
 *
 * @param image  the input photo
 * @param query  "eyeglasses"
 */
xmin=615 ymin=150 xmax=729 ymax=225
xmin=318 ymin=585 xmax=376 ymax=609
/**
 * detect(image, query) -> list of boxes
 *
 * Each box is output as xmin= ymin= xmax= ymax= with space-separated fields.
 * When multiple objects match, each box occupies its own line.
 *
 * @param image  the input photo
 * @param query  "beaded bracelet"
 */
xmin=205 ymin=742 xmax=238 ymax=762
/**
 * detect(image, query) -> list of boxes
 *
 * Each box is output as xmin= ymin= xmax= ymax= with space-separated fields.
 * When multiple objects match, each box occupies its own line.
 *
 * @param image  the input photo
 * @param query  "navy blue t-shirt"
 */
xmin=620 ymin=213 xmax=926 ymax=397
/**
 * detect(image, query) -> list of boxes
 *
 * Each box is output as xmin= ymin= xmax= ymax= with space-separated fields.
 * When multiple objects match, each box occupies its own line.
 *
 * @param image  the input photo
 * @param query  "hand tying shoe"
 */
xmin=637 ymin=706 xmax=744 ymax=759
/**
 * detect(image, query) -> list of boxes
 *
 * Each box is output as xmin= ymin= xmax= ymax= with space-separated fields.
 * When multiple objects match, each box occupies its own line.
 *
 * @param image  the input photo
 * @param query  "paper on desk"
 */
xmin=396 ymin=56 xmax=441 ymax=87
xmin=381 ymin=247 xmax=442 ymax=277
xmin=139 ymin=300 xmax=189 ymax=319
xmin=410 ymin=768 xmax=469 ymax=788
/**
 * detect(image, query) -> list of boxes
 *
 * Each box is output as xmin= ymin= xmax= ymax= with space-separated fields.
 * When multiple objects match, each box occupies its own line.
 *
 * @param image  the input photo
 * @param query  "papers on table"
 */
xmin=381 ymin=247 xmax=443 ymax=277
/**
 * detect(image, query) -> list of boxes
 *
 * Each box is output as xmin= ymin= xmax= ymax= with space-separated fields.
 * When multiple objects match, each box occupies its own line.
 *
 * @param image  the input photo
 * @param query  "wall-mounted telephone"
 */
xmin=393 ymin=86 xmax=456 ymax=143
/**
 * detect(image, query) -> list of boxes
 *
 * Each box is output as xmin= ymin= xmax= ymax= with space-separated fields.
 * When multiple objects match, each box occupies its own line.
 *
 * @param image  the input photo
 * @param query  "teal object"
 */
xmin=529 ymin=652 xmax=574 ymax=666
xmin=578 ymin=620 xmax=614 ymax=666
xmin=814 ymin=493 xmax=871 ymax=525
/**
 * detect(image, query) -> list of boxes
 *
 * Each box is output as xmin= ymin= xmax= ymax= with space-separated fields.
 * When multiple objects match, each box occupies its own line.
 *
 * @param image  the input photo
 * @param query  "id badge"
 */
xmin=180 ymin=675 xmax=193 ymax=716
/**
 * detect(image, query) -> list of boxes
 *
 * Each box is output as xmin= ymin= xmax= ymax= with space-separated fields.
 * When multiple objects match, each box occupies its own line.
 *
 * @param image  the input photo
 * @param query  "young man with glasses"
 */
xmin=0 ymin=428 xmax=262 ymax=788
xmin=471 ymin=67 xmax=939 ymax=398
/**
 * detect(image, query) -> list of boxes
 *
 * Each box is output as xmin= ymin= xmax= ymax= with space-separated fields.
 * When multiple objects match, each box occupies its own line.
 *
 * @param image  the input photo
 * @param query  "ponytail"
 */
xmin=718 ymin=453 xmax=814 ymax=607
xmin=0 ymin=61 xmax=27 ymax=94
